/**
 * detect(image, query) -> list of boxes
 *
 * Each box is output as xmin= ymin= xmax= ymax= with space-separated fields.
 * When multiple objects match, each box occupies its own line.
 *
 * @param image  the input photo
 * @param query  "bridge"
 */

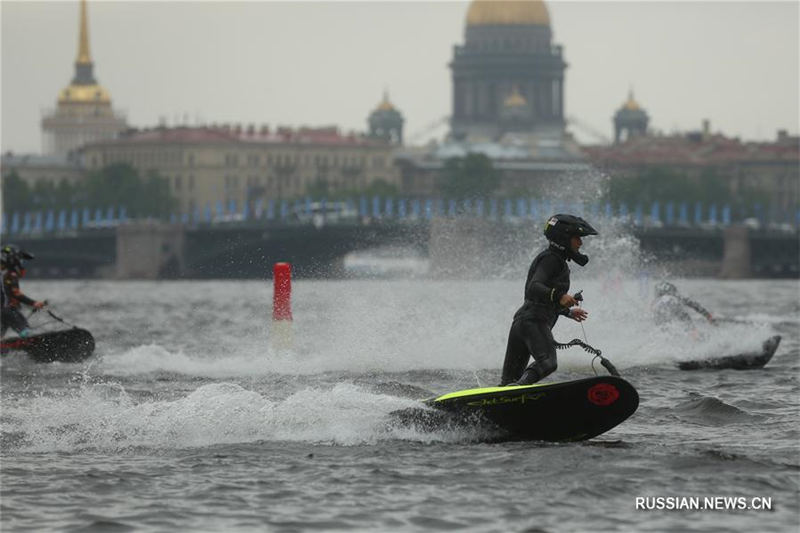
xmin=3 ymin=196 xmax=798 ymax=279
xmin=7 ymin=217 xmax=798 ymax=280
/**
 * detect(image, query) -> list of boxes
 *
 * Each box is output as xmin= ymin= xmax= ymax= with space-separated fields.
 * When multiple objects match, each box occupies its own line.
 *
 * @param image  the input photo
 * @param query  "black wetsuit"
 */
xmin=500 ymin=245 xmax=572 ymax=386
xmin=1 ymin=270 xmax=35 ymax=336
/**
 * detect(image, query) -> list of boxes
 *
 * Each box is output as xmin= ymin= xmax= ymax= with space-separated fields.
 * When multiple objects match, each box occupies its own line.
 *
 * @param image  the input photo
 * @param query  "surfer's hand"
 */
xmin=569 ymin=307 xmax=588 ymax=322
xmin=32 ymin=301 xmax=45 ymax=310
xmin=559 ymin=293 xmax=578 ymax=308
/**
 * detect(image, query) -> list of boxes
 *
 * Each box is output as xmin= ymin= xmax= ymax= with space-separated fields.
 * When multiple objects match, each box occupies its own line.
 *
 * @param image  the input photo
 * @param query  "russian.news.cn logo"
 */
xmin=635 ymin=496 xmax=773 ymax=511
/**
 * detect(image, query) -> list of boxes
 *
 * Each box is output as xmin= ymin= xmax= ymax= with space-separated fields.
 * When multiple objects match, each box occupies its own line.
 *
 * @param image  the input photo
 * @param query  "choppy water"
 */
xmin=1 ymin=277 xmax=798 ymax=532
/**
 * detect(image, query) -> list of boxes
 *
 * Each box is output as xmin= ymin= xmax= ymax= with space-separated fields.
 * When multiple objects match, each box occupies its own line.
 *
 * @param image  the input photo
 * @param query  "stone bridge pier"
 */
xmin=719 ymin=225 xmax=751 ymax=279
xmin=116 ymin=221 xmax=185 ymax=279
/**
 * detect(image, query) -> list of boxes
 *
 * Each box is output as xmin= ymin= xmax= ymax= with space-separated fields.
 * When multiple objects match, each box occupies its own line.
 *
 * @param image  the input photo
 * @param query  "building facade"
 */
xmin=41 ymin=0 xmax=127 ymax=157
xmin=80 ymin=125 xmax=401 ymax=215
xmin=584 ymin=126 xmax=800 ymax=213
xmin=1 ymin=153 xmax=84 ymax=187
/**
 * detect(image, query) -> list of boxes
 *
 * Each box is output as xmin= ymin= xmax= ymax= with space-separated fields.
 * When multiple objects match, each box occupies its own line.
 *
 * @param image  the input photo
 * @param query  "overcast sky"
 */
xmin=2 ymin=0 xmax=798 ymax=154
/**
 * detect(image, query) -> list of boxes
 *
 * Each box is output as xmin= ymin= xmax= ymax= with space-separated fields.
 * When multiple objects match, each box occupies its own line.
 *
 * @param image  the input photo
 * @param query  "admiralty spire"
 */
xmin=41 ymin=0 xmax=127 ymax=157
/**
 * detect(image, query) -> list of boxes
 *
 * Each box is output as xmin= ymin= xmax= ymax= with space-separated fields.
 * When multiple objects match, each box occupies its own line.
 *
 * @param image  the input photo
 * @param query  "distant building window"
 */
xmin=189 ymin=175 xmax=195 ymax=191
xmin=175 ymin=176 xmax=182 ymax=191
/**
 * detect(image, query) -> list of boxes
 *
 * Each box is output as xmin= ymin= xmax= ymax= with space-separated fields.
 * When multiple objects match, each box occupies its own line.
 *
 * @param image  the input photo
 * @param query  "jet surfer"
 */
xmin=1 ymin=245 xmax=45 ymax=338
xmin=500 ymin=214 xmax=598 ymax=386
xmin=651 ymin=281 xmax=713 ymax=327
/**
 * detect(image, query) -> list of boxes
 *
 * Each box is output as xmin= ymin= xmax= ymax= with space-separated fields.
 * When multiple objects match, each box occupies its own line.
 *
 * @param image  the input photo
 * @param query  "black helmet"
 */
xmin=543 ymin=214 xmax=598 ymax=266
xmin=1 ymin=244 xmax=34 ymax=275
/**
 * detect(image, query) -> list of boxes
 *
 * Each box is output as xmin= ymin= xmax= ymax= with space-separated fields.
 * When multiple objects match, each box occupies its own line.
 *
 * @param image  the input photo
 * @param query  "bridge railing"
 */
xmin=2 ymin=197 xmax=798 ymax=237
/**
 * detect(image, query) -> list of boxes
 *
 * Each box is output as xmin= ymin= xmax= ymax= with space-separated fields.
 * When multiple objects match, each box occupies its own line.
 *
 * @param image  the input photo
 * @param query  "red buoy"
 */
xmin=273 ymin=262 xmax=292 ymax=321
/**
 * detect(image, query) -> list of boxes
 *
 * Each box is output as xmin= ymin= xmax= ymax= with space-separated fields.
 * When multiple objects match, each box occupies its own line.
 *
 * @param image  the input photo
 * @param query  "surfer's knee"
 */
xmin=538 ymin=356 xmax=557 ymax=378
xmin=515 ymin=356 xmax=557 ymax=385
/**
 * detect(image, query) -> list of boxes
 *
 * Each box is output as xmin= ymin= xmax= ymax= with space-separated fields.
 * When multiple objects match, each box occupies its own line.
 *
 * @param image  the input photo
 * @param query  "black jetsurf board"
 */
xmin=677 ymin=335 xmax=781 ymax=371
xmin=1 ymin=328 xmax=95 ymax=363
xmin=394 ymin=375 xmax=639 ymax=442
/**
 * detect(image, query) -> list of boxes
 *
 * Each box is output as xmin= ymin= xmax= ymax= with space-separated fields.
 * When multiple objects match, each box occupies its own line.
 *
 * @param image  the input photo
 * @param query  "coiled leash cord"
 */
xmin=554 ymin=338 xmax=620 ymax=377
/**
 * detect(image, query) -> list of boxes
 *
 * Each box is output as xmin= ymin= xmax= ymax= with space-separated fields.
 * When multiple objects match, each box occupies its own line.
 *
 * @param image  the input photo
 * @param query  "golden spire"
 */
xmin=77 ymin=0 xmax=91 ymax=64
xmin=61 ymin=0 xmax=105 ymax=99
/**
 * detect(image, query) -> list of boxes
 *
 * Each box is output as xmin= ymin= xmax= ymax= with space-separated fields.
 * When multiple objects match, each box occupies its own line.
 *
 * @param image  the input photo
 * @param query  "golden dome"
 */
xmin=466 ymin=0 xmax=550 ymax=26
xmin=58 ymin=83 xmax=111 ymax=104
xmin=504 ymin=86 xmax=528 ymax=107
xmin=375 ymin=91 xmax=396 ymax=112
xmin=622 ymin=90 xmax=641 ymax=111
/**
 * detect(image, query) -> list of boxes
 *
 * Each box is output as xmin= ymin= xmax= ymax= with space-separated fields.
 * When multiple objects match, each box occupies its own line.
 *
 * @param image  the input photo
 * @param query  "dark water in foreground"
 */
xmin=1 ymin=279 xmax=798 ymax=532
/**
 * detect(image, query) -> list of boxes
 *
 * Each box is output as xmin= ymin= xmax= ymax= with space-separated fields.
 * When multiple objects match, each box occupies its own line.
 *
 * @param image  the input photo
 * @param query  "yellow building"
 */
xmin=41 ymin=0 xmax=127 ymax=157
xmin=80 ymin=125 xmax=400 ymax=214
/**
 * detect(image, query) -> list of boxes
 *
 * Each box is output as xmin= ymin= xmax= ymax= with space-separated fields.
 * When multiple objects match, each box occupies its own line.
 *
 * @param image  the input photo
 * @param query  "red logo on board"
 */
xmin=587 ymin=383 xmax=620 ymax=406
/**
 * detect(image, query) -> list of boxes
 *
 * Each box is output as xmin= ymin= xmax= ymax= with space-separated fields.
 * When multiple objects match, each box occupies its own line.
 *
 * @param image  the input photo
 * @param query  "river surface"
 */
xmin=1 ymin=277 xmax=798 ymax=532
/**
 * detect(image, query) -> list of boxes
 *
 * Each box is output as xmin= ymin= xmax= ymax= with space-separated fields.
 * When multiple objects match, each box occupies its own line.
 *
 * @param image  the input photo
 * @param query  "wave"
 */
xmin=674 ymin=395 xmax=760 ymax=426
xmin=1 ymin=381 xmax=492 ymax=453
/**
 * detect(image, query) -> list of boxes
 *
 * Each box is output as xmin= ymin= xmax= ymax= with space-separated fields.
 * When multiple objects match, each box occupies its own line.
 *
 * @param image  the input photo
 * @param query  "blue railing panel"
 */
xmin=5 ymin=196 xmax=797 ymax=233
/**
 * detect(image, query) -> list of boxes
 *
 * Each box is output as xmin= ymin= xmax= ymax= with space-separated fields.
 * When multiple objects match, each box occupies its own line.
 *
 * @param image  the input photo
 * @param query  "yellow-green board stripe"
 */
xmin=434 ymin=381 xmax=562 ymax=402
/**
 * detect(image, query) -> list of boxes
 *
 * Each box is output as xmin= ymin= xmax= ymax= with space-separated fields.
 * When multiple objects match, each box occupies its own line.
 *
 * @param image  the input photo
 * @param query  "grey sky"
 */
xmin=2 ymin=0 xmax=798 ymax=154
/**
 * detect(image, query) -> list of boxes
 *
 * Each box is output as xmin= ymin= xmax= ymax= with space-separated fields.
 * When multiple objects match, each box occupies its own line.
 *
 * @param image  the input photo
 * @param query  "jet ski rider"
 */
xmin=500 ymin=214 xmax=598 ymax=386
xmin=652 ymin=280 xmax=714 ymax=326
xmin=1 ymin=245 xmax=45 ymax=338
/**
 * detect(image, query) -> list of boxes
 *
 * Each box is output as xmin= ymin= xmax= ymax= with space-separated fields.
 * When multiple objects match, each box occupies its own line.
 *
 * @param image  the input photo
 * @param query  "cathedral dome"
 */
xmin=374 ymin=92 xmax=398 ymax=113
xmin=617 ymin=90 xmax=646 ymax=115
xmin=503 ymin=86 xmax=528 ymax=108
xmin=466 ymin=0 xmax=550 ymax=27
xmin=621 ymin=92 xmax=641 ymax=111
